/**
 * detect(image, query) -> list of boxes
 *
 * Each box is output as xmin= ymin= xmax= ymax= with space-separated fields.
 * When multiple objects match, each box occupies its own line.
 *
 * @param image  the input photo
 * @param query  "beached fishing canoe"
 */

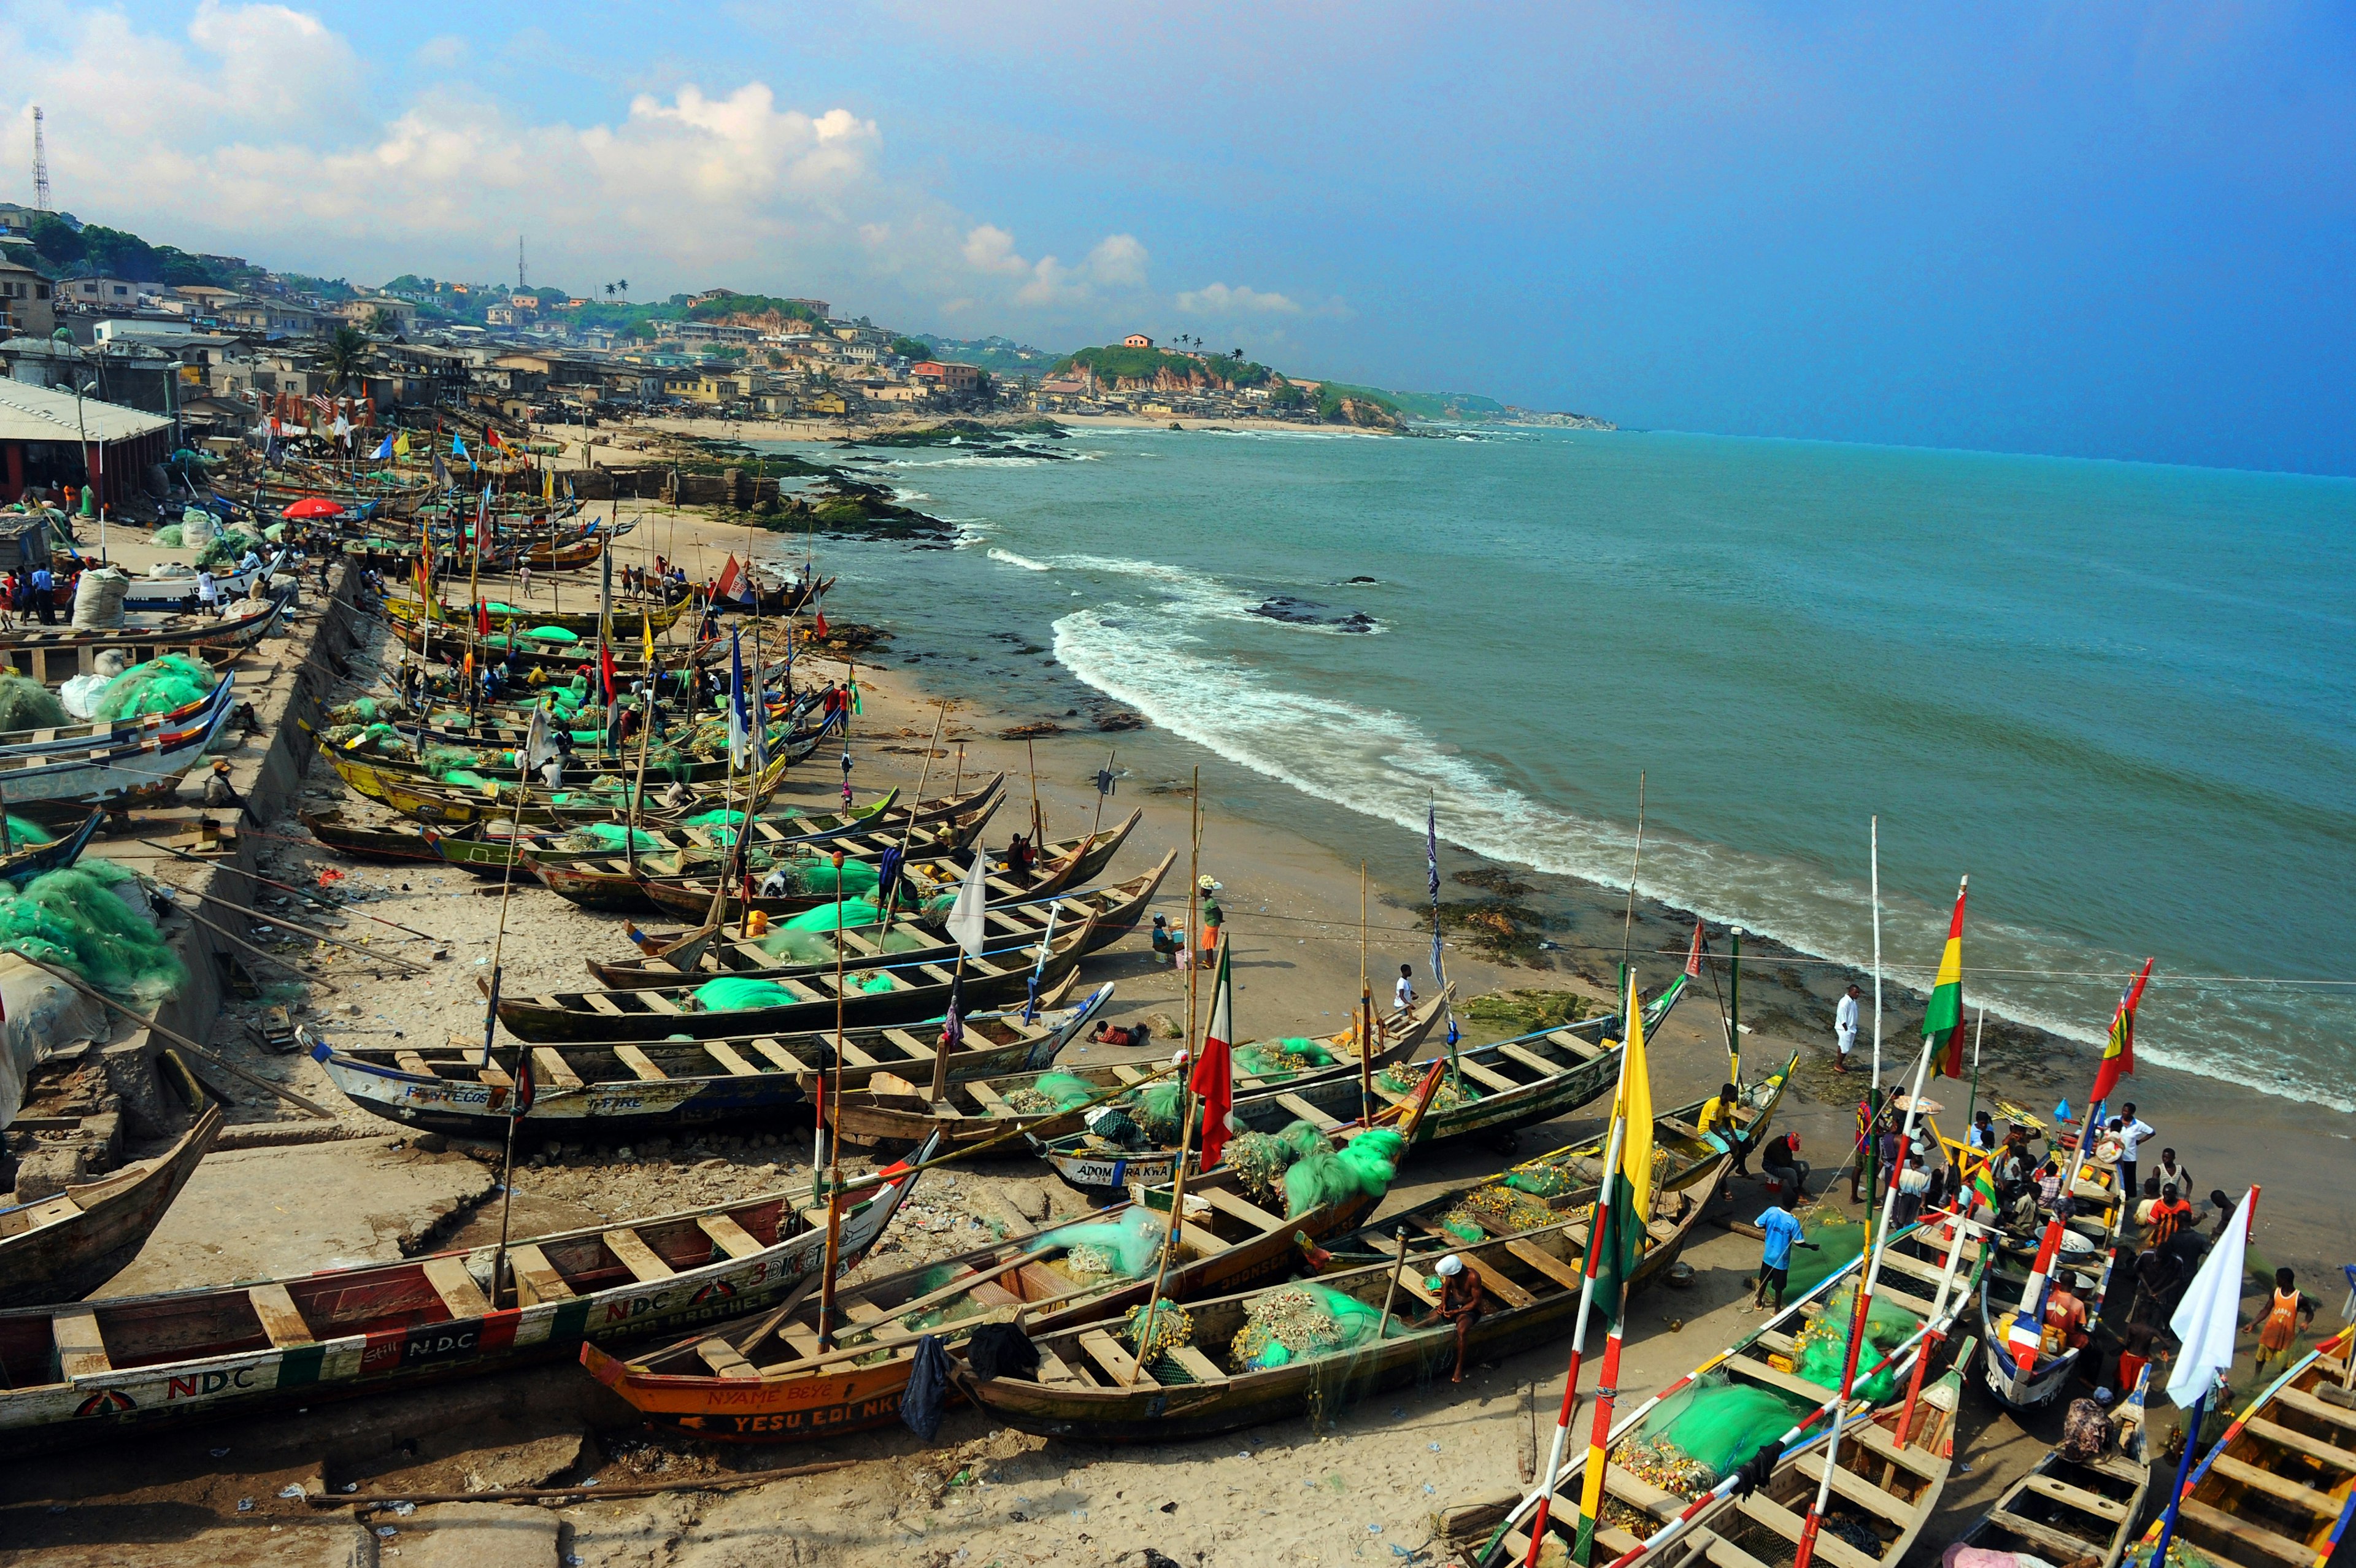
xmin=0 ymin=1105 xmax=221 ymax=1310
xmin=0 ymin=1137 xmax=934 ymax=1456
xmin=621 ymin=810 xmax=1141 ymax=923
xmin=494 ymin=913 xmax=1101 ymax=1043
xmin=321 ymin=744 xmax=801 ymax=827
xmin=323 ymin=709 xmax=828 ymax=794
xmin=1030 ymin=976 xmax=1689 ymax=1191
xmin=0 ymin=599 xmax=282 ymax=683
xmin=314 ymin=986 xmax=1113 ymax=1141
xmin=1451 ymin=1210 xmax=1989 ymax=1568
xmin=382 ymin=589 xmax=695 ymax=639
xmin=950 ymin=1133 xmax=1723 ymax=1443
xmin=831 ymin=981 xmax=1452 ymax=1152
xmin=526 ymin=535 xmax=606 ymax=570
xmin=2118 ymin=1327 xmax=2356 ymax=1568
xmin=0 ymin=693 xmax=239 ymax=811
xmin=598 ymin=853 xmax=1174 ymax=999
xmin=577 ymin=1069 xmax=1445 ymax=1442
xmin=0 ymin=671 xmax=236 ymax=764
xmin=1978 ymin=1156 xmax=2128 ymax=1411
xmin=0 ymin=809 xmax=104 ymax=882
xmin=714 ymin=575 xmax=835 ymax=617
xmin=1952 ymin=1365 xmax=2152 ymax=1568
xmin=298 ymin=807 xmax=450 ymax=865
xmin=120 ymin=552 xmax=289 ymax=615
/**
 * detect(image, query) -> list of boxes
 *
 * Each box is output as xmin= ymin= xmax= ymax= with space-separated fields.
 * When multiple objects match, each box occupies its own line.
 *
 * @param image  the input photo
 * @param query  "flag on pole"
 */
xmin=1193 ymin=940 xmax=1237 ymax=1168
xmin=510 ymin=1045 xmax=536 ymax=1119
xmin=1928 ymin=876 xmax=1969 ymax=1077
xmin=598 ymin=643 xmax=617 ymax=707
xmin=641 ymin=612 xmax=655 ymax=664
xmin=372 ymin=432 xmax=396 ymax=461
xmin=1593 ymin=972 xmax=1655 ymax=1303
xmin=396 ymin=428 xmax=412 ymax=458
xmin=814 ymin=607 xmax=830 ymax=639
xmin=484 ymin=426 xmax=504 ymax=450
xmin=2090 ymin=958 xmax=2155 ymax=1104
xmin=474 ymin=598 xmax=490 ymax=638
xmin=947 ymin=850 xmax=990 ymax=958
xmin=1684 ymin=919 xmax=1706 ymax=979
xmin=543 ymin=468 xmax=554 ymax=502
xmin=714 ymin=555 xmax=743 ymax=601
xmin=452 ymin=433 xmax=469 ymax=462
xmin=2167 ymin=1189 xmax=2254 ymax=1408
xmin=432 ymin=453 xmax=450 ymax=489
xmin=726 ymin=632 xmax=749 ymax=766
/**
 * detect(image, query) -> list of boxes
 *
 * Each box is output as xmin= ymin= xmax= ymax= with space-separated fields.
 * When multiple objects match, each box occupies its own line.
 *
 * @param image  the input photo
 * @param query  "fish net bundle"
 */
xmin=1623 ymin=1372 xmax=1817 ymax=1493
xmin=1788 ymin=1282 xmax=1920 ymax=1401
xmin=90 ymin=655 xmax=221 ymax=720
xmin=1234 ymin=1037 xmax=1335 ymax=1075
xmin=1377 ymin=1059 xmax=1479 ymax=1111
xmin=555 ymin=823 xmax=664 ymax=853
xmin=1001 ymin=1073 xmax=1099 ymax=1115
xmin=0 ymin=862 xmax=189 ymax=1004
xmin=1228 ymin=1282 xmax=1388 ymax=1371
xmin=1044 ymin=1207 xmax=1177 ymax=1278
xmin=0 ymin=674 xmax=68 ymax=734
xmin=1120 ymin=1297 xmax=1193 ymax=1357
xmin=1608 ymin=1435 xmax=1718 ymax=1501
xmin=1501 ymin=1161 xmax=1579 ymax=1198
xmin=1222 ymin=1132 xmax=1295 ymax=1207
xmin=1438 ymin=1185 xmax=1559 ymax=1243
xmin=1280 ymin=1128 xmax=1408 ymax=1220
xmin=1128 ymin=1083 xmax=1187 ymax=1145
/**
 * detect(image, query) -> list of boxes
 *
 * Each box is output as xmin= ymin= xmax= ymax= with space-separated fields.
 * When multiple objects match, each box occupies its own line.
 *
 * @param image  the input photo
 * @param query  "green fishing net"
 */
xmin=1790 ymin=1282 xmax=1920 ymax=1402
xmin=691 ymin=977 xmax=796 ymax=1012
xmin=856 ymin=970 xmax=895 ymax=993
xmin=752 ymin=928 xmax=839 ymax=965
xmin=1223 ymin=1119 xmax=1330 ymax=1207
xmin=1282 ymin=1128 xmax=1407 ymax=1220
xmin=1130 ymin=1083 xmax=1187 ymax=1144
xmin=1230 ymin=1282 xmax=1393 ymax=1371
xmin=92 ymin=655 xmax=222 ymax=721
xmin=1046 ymin=1206 xmax=1176 ymax=1278
xmin=328 ymin=698 xmax=381 ymax=724
xmin=527 ymin=626 xmax=580 ymax=644
xmin=1381 ymin=1058 xmax=1479 ymax=1111
xmin=1122 ymin=1297 xmax=1194 ymax=1358
xmin=1439 ymin=1185 xmax=1561 ymax=1243
xmin=1787 ymin=1210 xmax=1868 ymax=1298
xmin=556 ymin=823 xmax=663 ymax=853
xmin=684 ymin=809 xmax=748 ymax=828
xmin=764 ymin=858 xmax=880 ymax=898
xmin=1002 ymin=1072 xmax=1100 ymax=1115
xmin=442 ymin=770 xmax=495 ymax=790
xmin=1 ymin=816 xmax=54 ymax=848
xmin=0 ymin=863 xmax=187 ymax=1002
xmin=419 ymin=745 xmax=485 ymax=776
xmin=1236 ymin=1037 xmax=1334 ymax=1074
xmin=1503 ymin=1163 xmax=1581 ymax=1198
xmin=152 ymin=523 xmax=184 ymax=547
xmin=1618 ymin=1371 xmax=1814 ymax=1494
xmin=0 ymin=674 xmax=69 ymax=732
xmin=779 ymin=897 xmax=882 ymax=932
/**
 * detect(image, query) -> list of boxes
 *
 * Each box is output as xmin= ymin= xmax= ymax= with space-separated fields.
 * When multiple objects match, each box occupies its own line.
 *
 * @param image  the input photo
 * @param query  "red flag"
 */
xmin=1684 ymin=919 xmax=1705 ymax=979
xmin=474 ymin=598 xmax=490 ymax=637
xmin=483 ymin=426 xmax=504 ymax=449
xmin=813 ymin=608 xmax=830 ymax=639
xmin=714 ymin=555 xmax=742 ymax=601
xmin=511 ymin=1048 xmax=536 ymax=1118
xmin=2090 ymin=958 xmax=2155 ymax=1105
xmin=598 ymin=643 xmax=617 ymax=704
xmin=1191 ymin=942 xmax=1236 ymax=1168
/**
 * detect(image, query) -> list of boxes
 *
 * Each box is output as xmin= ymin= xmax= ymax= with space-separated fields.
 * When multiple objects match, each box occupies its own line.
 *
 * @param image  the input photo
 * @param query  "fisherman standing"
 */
xmin=1833 ymin=983 xmax=1860 ymax=1074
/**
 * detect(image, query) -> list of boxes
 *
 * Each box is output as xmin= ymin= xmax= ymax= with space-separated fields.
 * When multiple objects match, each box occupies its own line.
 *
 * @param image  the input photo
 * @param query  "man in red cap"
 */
xmin=1760 ymin=1131 xmax=1808 ymax=1205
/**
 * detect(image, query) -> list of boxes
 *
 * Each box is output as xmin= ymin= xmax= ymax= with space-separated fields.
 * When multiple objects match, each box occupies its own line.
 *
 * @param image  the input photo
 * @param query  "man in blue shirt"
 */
xmin=28 ymin=564 xmax=53 ymax=625
xmin=1752 ymin=1201 xmax=1819 ymax=1313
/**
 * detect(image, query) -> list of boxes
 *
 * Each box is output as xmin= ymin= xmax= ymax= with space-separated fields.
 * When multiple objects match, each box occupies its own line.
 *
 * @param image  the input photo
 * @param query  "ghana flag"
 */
xmin=1928 ymin=876 xmax=1969 ymax=1077
xmin=1590 ymin=970 xmax=1655 ymax=1305
xmin=2090 ymin=957 xmax=2155 ymax=1104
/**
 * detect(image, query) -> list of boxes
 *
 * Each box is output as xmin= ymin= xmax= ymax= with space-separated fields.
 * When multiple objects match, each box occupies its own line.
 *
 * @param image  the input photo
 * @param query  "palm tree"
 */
xmin=618 ymin=279 xmax=629 ymax=298
xmin=1232 ymin=347 xmax=1244 ymax=360
xmin=323 ymin=325 xmax=371 ymax=392
xmin=604 ymin=283 xmax=615 ymax=299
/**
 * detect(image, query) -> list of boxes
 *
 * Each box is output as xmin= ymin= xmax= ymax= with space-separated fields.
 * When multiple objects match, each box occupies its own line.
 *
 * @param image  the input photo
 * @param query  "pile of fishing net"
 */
xmin=420 ymin=745 xmax=488 ymax=780
xmin=1045 ymin=1207 xmax=1175 ymax=1278
xmin=0 ymin=674 xmax=69 ymax=733
xmin=152 ymin=523 xmax=185 ymax=547
xmin=0 ymin=861 xmax=187 ymax=1003
xmin=761 ymin=856 xmax=882 ymax=899
xmin=328 ymin=697 xmax=382 ymax=724
xmin=777 ymin=896 xmax=884 ymax=934
xmin=1282 ymin=1127 xmax=1408 ymax=1220
xmin=1233 ymin=1037 xmax=1336 ymax=1075
xmin=1230 ymin=1281 xmax=1393 ymax=1371
xmin=555 ymin=823 xmax=663 ymax=853
xmin=1380 ymin=1058 xmax=1479 ymax=1111
xmin=82 ymin=650 xmax=221 ymax=715
xmin=1501 ymin=1161 xmax=1582 ymax=1198
xmin=1001 ymin=1072 xmax=1100 ymax=1115
xmin=1439 ymin=1183 xmax=1561 ymax=1243
xmin=487 ymin=625 xmax=582 ymax=647
xmin=1127 ymin=1083 xmax=1188 ymax=1145
xmin=1789 ymin=1281 xmax=1921 ymax=1402
xmin=321 ymin=721 xmax=412 ymax=757
xmin=1120 ymin=1297 xmax=1194 ymax=1358
xmin=1611 ymin=1370 xmax=1819 ymax=1497
xmin=1223 ymin=1119 xmax=1331 ymax=1208
xmin=691 ymin=977 xmax=796 ymax=1012
xmin=0 ymin=817 xmax=53 ymax=851
xmin=1785 ymin=1207 xmax=1867 ymax=1298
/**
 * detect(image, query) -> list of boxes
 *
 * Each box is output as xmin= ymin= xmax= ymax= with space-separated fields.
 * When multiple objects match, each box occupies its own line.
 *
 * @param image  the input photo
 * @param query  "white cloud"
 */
xmin=964 ymin=225 xmax=1150 ymax=306
xmin=963 ymin=225 xmax=1031 ymax=276
xmin=1085 ymin=234 xmax=1148 ymax=286
xmin=1176 ymin=282 xmax=1303 ymax=315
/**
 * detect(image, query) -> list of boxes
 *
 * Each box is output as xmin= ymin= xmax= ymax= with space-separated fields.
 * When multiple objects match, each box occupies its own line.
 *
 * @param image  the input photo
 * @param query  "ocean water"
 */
xmin=749 ymin=425 xmax=2356 ymax=1109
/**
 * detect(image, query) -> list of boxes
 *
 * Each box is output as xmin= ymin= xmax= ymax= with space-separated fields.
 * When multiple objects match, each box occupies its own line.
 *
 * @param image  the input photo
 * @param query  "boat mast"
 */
xmin=816 ymin=849 xmax=849 ymax=1351
xmin=1358 ymin=861 xmax=1373 ymax=1126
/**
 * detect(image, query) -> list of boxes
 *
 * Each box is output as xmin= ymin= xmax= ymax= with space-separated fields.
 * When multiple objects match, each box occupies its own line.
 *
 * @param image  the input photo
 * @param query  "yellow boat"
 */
xmin=321 ymin=748 xmax=802 ymax=826
xmin=382 ymin=593 xmax=693 ymax=639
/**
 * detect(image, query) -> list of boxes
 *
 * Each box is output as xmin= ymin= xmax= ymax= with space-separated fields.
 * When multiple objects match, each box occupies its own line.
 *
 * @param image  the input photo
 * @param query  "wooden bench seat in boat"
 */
xmin=509 ymin=1244 xmax=572 ymax=1305
xmin=421 ymin=1256 xmax=491 ymax=1317
xmin=1077 ymin=1329 xmax=1151 ymax=1387
xmin=602 ymin=1229 xmax=675 ymax=1283
xmin=247 ymin=1282 xmax=314 ymax=1348
xmin=696 ymin=1213 xmax=765 ymax=1260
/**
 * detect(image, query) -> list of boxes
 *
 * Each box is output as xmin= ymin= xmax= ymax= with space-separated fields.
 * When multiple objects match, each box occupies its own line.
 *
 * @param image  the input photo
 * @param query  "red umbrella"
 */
xmin=283 ymin=498 xmax=342 ymax=520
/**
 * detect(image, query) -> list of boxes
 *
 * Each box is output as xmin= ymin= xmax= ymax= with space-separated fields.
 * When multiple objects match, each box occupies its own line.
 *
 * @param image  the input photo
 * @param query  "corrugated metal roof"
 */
xmin=0 ymin=379 xmax=173 ymax=444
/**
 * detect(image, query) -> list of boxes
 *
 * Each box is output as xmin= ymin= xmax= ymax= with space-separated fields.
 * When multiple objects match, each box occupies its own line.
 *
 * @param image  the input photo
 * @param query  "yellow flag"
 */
xmin=544 ymin=467 xmax=555 ymax=502
xmin=394 ymin=429 xmax=410 ymax=456
xmin=641 ymin=611 xmax=654 ymax=663
xmin=1617 ymin=971 xmax=1654 ymax=1221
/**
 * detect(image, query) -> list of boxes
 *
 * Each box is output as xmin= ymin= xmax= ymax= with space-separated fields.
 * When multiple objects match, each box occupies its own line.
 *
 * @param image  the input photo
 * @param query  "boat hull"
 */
xmin=0 ymin=1107 xmax=221 ymax=1310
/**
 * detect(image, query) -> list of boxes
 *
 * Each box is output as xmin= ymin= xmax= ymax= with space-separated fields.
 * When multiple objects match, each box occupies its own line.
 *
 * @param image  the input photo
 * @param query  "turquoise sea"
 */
xmin=749 ymin=425 xmax=2356 ymax=1109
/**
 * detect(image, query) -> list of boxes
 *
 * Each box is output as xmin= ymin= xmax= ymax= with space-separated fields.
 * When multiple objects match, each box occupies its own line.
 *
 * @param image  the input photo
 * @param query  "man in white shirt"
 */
xmin=2112 ymin=1104 xmax=2154 ymax=1210
xmin=1833 ymin=984 xmax=1860 ymax=1074
xmin=1394 ymin=964 xmax=1415 ymax=1013
xmin=195 ymin=568 xmax=218 ymax=616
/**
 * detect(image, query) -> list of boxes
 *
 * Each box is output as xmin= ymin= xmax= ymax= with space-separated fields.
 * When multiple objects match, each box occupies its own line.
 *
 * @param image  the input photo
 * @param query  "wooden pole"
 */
xmin=1127 ymin=934 xmax=1209 ymax=1390
xmin=817 ymin=850 xmax=849 ymax=1351
xmin=879 ymin=700 xmax=947 ymax=929
xmin=1025 ymin=736 xmax=1044 ymax=849
xmin=1373 ymin=1224 xmax=1411 ymax=1341
xmin=1359 ymin=861 xmax=1374 ymax=1127
xmin=1091 ymin=747 xmax=1115 ymax=834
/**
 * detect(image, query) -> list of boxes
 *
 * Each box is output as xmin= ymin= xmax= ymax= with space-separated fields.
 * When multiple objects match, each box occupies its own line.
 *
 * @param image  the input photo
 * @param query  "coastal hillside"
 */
xmin=1049 ymin=343 xmax=1404 ymax=428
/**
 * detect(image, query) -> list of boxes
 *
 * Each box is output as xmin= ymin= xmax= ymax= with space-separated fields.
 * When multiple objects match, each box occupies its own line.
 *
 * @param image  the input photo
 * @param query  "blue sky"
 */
xmin=6 ymin=1 xmax=2353 ymax=473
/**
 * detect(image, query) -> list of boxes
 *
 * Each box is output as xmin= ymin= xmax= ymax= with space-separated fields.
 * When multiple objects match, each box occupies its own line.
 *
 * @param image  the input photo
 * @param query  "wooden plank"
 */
xmin=2177 ymin=1497 xmax=2312 ymax=1566
xmin=2277 ymin=1386 xmax=2356 ymax=1435
xmin=1795 ymin=1452 xmax=1915 ymax=1525
xmin=1847 ymin=1416 xmax=1943 ymax=1478
xmin=1982 ymin=1507 xmax=2104 ymax=1561
xmin=1600 ymin=1462 xmax=1684 ymax=1518
xmin=2247 ymin=1416 xmax=2356 ymax=1473
xmin=420 ymin=1256 xmax=491 ymax=1318
xmin=1876 ymin=1248 xmax=1950 ymax=1286
xmin=696 ymin=1212 xmax=766 ymax=1260
xmin=613 ymin=1044 xmax=668 ymax=1081
xmin=749 ymin=1040 xmax=809 ymax=1074
xmin=582 ymin=992 xmax=627 ymax=1016
xmin=1077 ymin=1329 xmax=1153 ymax=1386
xmin=695 ymin=1338 xmax=760 ymax=1378
xmin=965 ymin=1079 xmax=1011 ymax=1110
xmin=1198 ymin=1186 xmax=1284 ymax=1232
xmin=1275 ymin=1093 xmax=1342 ymax=1129
xmin=2211 ymin=1454 xmax=2344 ymax=1516
xmin=1699 ymin=1531 xmax=1778 ymax=1568
xmin=1111 ymin=1065 xmax=1151 ymax=1085
xmin=1452 ymin=1250 xmax=1537 ymax=1309
xmin=1505 ymin=1239 xmax=1588 ymax=1291
xmin=1728 ymin=1354 xmax=1835 ymax=1405
xmin=247 ymin=1282 xmax=314 ymax=1348
xmin=1496 ymin=1043 xmax=1567 ymax=1077
xmin=639 ymin=991 xmax=684 ymax=1015
xmin=1737 ymin=1493 xmax=1879 ymax=1568
xmin=1033 ymin=1346 xmax=1087 ymax=1388
xmin=532 ymin=1048 xmax=584 ymax=1090
xmin=775 ymin=1321 xmax=823 ymax=1362
xmin=882 ymin=1028 xmax=936 ymax=1059
xmin=2022 ymin=1472 xmax=2131 ymax=1521
xmin=1166 ymin=1344 xmax=1226 ymax=1385
xmin=843 ymin=1298 xmax=887 ymax=1324
xmin=480 ymin=1064 xmax=514 ymax=1092
xmin=395 ymin=1049 xmax=434 ymax=1076
xmin=509 ymin=1243 xmax=572 ymax=1305
xmin=52 ymin=1306 xmax=110 ymax=1378
xmin=602 ymin=1229 xmax=676 ymax=1283
xmin=702 ymin=1042 xmax=761 ymax=1077
xmin=1457 ymin=1058 xmax=1525 ymax=1094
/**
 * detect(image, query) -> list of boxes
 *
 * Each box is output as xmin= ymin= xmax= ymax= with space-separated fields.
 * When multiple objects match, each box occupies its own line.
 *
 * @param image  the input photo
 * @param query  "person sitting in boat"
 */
xmin=239 ymin=546 xmax=263 ymax=574
xmin=1422 ymin=1255 xmax=1486 ymax=1385
xmin=2043 ymin=1277 xmax=2092 ymax=1353
xmin=2055 ymin=1386 xmax=2115 ymax=1462
xmin=1003 ymin=832 xmax=1034 ymax=886
xmin=661 ymin=779 xmax=693 ymax=810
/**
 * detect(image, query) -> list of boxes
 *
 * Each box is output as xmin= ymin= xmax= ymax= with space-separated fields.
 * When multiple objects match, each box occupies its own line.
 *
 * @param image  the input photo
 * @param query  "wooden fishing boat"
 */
xmin=1450 ymin=1212 xmax=1990 ymax=1568
xmin=325 ymin=723 xmax=826 ymax=799
xmin=322 ymin=745 xmax=800 ymax=828
xmin=381 ymin=588 xmax=695 ymax=639
xmin=577 ymin=1070 xmax=1445 ymax=1442
xmin=0 ymin=1105 xmax=222 ymax=1310
xmin=1979 ymin=1156 xmax=2128 ymax=1411
xmin=0 ymin=599 xmax=282 ymax=683
xmin=0 ymin=671 xmax=236 ymax=763
xmin=1952 ymin=1366 xmax=2152 ymax=1568
xmin=120 ymin=551 xmax=289 ymax=614
xmin=298 ymin=807 xmax=451 ymax=865
xmin=0 ymin=1140 xmax=933 ymax=1456
xmin=0 ymin=694 xmax=238 ymax=810
xmin=494 ymin=912 xmax=1101 ymax=1043
xmin=0 ymin=808 xmax=104 ymax=882
xmin=598 ymin=852 xmax=1175 ymax=997
xmin=831 ymin=982 xmax=1452 ymax=1152
xmin=950 ymin=1136 xmax=1722 ymax=1443
xmin=2119 ymin=1327 xmax=2356 ymax=1568
xmin=1030 ymin=976 xmax=1689 ymax=1191
xmin=386 ymin=627 xmax=726 ymax=681
xmin=621 ymin=810 xmax=1141 ymax=923
xmin=714 ymin=576 xmax=835 ymax=617
xmin=314 ymin=986 xmax=1114 ymax=1141
xmin=526 ymin=534 xmax=606 ymax=570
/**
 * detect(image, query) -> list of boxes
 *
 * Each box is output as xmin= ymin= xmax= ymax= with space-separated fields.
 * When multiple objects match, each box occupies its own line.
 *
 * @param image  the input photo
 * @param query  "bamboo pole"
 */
xmin=1358 ymin=861 xmax=1374 ymax=1126
xmin=33 ymin=960 xmax=334 ymax=1118
xmin=1127 ymin=939 xmax=1211 ymax=1390
xmin=1372 ymin=1224 xmax=1411 ymax=1341
xmin=816 ymin=850 xmax=850 ymax=1352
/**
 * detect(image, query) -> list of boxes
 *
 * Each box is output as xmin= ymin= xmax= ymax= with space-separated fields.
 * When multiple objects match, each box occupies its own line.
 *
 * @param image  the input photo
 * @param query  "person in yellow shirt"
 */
xmin=1697 ymin=1081 xmax=1740 ymax=1198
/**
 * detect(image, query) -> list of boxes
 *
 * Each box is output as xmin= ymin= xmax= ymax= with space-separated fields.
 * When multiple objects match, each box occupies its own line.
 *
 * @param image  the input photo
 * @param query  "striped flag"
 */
xmin=1684 ymin=920 xmax=1705 ymax=979
xmin=2090 ymin=959 xmax=2154 ymax=1104
xmin=1193 ymin=942 xmax=1235 ymax=1168
xmin=1927 ymin=877 xmax=1969 ymax=1077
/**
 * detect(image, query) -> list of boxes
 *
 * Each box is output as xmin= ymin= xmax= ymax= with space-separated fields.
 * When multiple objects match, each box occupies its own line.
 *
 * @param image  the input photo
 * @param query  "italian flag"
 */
xmin=1927 ymin=876 xmax=1969 ymax=1077
xmin=1190 ymin=942 xmax=1235 ymax=1168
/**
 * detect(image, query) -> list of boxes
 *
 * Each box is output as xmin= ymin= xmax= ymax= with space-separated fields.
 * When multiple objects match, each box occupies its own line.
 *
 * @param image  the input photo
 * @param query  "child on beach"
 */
xmin=2252 ymin=1268 xmax=2319 ymax=1378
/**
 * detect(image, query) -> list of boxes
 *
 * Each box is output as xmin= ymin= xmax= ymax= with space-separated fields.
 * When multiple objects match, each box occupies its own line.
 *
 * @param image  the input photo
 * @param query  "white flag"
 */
xmin=2167 ymin=1189 xmax=2254 ymax=1409
xmin=522 ymin=707 xmax=559 ymax=773
xmin=947 ymin=850 xmax=990 ymax=959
